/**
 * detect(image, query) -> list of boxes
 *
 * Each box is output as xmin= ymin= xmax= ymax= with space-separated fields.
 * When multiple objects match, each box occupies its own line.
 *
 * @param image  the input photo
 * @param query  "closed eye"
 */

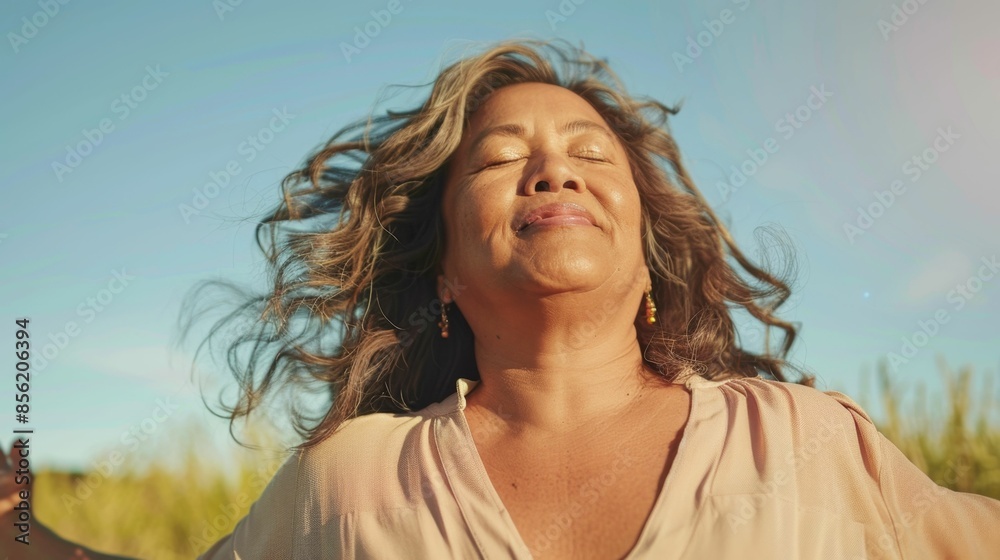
xmin=481 ymin=157 xmax=525 ymax=169
xmin=572 ymin=151 xmax=608 ymax=162
xmin=479 ymin=150 xmax=607 ymax=171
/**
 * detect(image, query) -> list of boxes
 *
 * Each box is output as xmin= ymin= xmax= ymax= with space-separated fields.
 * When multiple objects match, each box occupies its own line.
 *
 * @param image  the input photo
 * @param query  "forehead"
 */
xmin=463 ymin=82 xmax=608 ymax=135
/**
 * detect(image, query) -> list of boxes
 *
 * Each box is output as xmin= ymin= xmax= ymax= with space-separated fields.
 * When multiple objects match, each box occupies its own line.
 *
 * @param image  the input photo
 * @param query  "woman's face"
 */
xmin=440 ymin=82 xmax=648 ymax=303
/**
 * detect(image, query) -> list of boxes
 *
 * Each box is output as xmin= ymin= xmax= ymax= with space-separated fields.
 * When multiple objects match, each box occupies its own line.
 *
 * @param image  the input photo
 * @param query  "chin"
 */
xmin=509 ymin=257 xmax=615 ymax=291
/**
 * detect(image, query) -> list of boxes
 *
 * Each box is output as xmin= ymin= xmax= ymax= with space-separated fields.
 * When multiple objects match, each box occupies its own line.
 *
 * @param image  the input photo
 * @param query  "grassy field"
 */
xmin=33 ymin=360 xmax=1000 ymax=559
xmin=34 ymin=417 xmax=290 ymax=560
xmin=856 ymin=360 xmax=1000 ymax=499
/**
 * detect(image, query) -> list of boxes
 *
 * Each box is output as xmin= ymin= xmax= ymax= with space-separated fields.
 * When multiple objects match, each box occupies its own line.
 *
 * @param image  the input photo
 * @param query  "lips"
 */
xmin=515 ymin=202 xmax=597 ymax=232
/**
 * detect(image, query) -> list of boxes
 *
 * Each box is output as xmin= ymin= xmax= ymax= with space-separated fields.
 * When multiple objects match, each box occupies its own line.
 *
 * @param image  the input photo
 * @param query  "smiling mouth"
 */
xmin=519 ymin=215 xmax=595 ymax=231
xmin=516 ymin=202 xmax=597 ymax=232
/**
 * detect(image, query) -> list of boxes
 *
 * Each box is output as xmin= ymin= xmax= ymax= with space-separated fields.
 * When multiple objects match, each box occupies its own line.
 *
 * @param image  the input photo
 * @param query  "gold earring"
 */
xmin=438 ymin=301 xmax=450 ymax=338
xmin=644 ymin=290 xmax=657 ymax=325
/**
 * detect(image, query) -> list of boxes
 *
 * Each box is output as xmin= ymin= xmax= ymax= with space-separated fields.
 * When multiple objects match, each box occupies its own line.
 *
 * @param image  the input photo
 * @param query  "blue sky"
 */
xmin=1 ymin=0 xmax=997 ymax=470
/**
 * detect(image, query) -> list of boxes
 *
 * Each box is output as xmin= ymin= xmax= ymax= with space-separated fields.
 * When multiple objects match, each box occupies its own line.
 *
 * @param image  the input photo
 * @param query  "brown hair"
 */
xmin=178 ymin=39 xmax=812 ymax=450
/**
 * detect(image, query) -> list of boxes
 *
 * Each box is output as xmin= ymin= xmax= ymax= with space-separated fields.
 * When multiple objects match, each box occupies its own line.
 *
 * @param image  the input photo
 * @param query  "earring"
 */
xmin=644 ymin=290 xmax=657 ymax=325
xmin=438 ymin=301 xmax=450 ymax=338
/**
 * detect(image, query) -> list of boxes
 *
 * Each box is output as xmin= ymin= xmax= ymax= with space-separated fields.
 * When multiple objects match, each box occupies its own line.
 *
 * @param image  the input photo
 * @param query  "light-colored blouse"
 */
xmin=198 ymin=373 xmax=1000 ymax=559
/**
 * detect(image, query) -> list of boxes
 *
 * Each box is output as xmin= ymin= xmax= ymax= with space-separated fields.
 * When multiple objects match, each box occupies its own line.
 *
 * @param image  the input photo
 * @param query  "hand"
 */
xmin=0 ymin=440 xmax=97 ymax=559
xmin=0 ymin=438 xmax=34 ymax=538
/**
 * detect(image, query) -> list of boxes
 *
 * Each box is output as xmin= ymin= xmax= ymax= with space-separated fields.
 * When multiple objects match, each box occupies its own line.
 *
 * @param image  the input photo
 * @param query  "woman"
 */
xmin=2 ymin=39 xmax=998 ymax=559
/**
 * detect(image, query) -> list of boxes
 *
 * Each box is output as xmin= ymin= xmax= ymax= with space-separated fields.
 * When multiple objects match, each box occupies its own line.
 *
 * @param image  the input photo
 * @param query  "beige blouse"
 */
xmin=197 ymin=374 xmax=1000 ymax=559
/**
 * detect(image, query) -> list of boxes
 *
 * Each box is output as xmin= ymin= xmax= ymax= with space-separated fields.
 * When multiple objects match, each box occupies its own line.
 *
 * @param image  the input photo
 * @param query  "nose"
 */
xmin=523 ymin=153 xmax=587 ymax=195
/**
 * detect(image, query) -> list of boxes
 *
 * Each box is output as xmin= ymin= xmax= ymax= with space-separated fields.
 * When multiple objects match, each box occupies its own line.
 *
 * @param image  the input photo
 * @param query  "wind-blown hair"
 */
xmin=178 ymin=39 xmax=811 ymax=450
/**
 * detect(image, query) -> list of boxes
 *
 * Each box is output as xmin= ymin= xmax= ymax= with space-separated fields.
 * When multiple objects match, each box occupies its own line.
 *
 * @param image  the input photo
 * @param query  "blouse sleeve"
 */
xmin=827 ymin=389 xmax=1000 ymax=559
xmin=196 ymin=450 xmax=303 ymax=560
xmin=874 ymin=429 xmax=1000 ymax=559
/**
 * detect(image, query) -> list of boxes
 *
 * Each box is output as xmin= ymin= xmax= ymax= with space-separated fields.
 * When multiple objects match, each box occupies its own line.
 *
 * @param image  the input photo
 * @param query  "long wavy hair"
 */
xmin=178 ymin=39 xmax=811 ymax=450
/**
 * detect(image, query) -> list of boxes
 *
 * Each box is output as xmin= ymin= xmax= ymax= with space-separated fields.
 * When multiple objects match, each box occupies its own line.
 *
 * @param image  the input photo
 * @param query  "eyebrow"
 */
xmin=467 ymin=119 xmax=618 ymax=155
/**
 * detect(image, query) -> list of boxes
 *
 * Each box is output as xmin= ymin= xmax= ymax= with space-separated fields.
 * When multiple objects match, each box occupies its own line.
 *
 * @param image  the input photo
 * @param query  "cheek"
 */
xmin=454 ymin=181 xmax=513 ymax=239
xmin=625 ymin=190 xmax=645 ymax=232
xmin=619 ymin=170 xmax=645 ymax=227
xmin=442 ymin=187 xmax=502 ymax=260
xmin=601 ymin=175 xmax=644 ymax=232
xmin=451 ymin=199 xmax=483 ymax=245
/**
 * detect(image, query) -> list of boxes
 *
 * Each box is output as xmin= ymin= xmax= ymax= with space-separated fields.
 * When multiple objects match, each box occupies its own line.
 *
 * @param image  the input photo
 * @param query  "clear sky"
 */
xmin=1 ymin=0 xmax=997 ymax=471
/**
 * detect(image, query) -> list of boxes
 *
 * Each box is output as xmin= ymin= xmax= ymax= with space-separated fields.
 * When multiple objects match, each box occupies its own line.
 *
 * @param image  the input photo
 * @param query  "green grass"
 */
xmin=33 ymin=360 xmax=1000 ymax=557
xmin=858 ymin=359 xmax=1000 ymax=499
xmin=34 ymin=416 xmax=290 ymax=559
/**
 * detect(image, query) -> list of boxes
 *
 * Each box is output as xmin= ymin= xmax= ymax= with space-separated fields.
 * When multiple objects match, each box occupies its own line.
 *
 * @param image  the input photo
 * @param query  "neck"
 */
xmin=458 ymin=279 xmax=666 ymax=439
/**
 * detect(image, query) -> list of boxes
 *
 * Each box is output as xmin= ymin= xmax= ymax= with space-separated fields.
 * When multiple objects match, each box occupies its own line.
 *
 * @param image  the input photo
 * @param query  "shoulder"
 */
xmin=698 ymin=374 xmax=876 ymax=428
xmin=197 ymin=404 xmax=452 ymax=556
xmin=290 ymin=398 xmax=455 ymax=516
xmin=690 ymin=375 xmax=884 ymax=492
xmin=716 ymin=376 xmax=880 ymax=450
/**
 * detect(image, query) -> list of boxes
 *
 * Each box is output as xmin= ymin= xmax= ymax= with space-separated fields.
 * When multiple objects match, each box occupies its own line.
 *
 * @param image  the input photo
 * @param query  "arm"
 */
xmin=874 ymin=431 xmax=1000 ymax=559
xmin=0 ymin=444 xmax=137 ymax=560
xmin=824 ymin=390 xmax=1000 ymax=559
xmin=12 ymin=525 xmax=139 ymax=560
